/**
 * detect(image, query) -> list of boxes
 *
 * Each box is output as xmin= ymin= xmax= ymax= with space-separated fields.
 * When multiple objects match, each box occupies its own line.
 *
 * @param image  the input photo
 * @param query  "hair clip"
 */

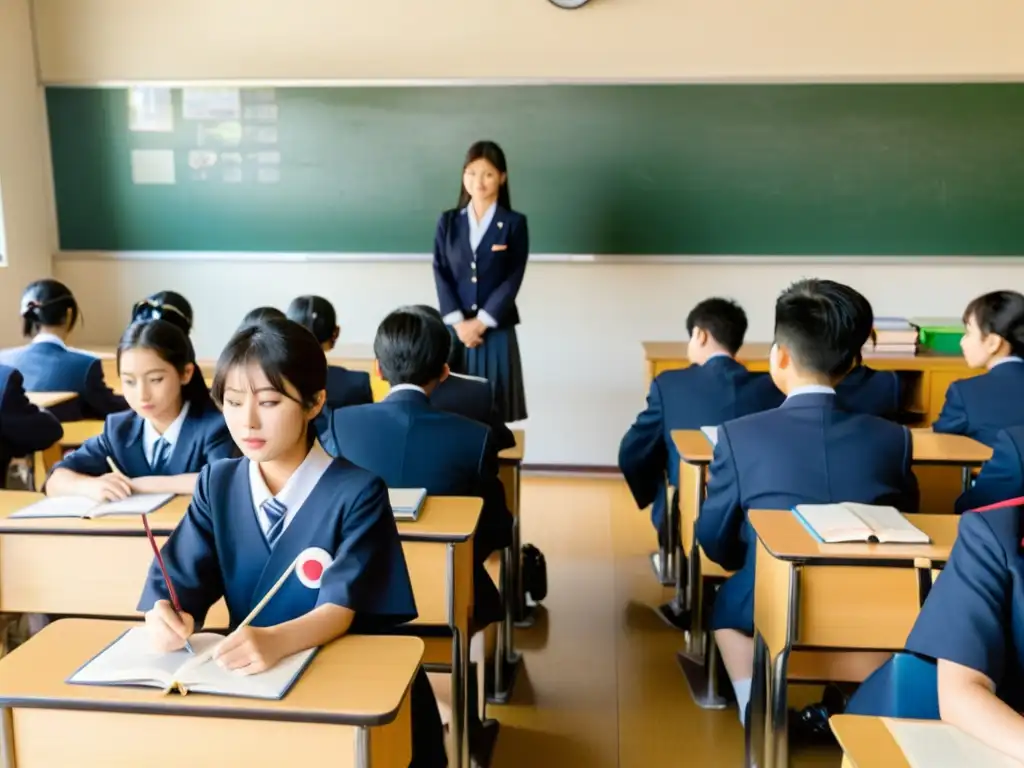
xmin=20 ymin=299 xmax=41 ymax=316
xmin=311 ymin=312 xmax=318 ymax=320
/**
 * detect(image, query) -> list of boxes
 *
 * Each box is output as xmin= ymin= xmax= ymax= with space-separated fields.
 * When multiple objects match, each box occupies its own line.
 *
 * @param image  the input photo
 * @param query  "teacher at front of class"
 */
xmin=433 ymin=140 xmax=529 ymax=423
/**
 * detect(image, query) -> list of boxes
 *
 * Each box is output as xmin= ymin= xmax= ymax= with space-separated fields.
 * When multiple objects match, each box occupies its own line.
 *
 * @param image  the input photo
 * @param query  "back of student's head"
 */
xmin=774 ymin=279 xmax=862 ymax=378
xmin=117 ymin=319 xmax=210 ymax=405
xmin=837 ymin=284 xmax=876 ymax=364
xmin=20 ymin=279 xmax=79 ymax=338
xmin=132 ymin=291 xmax=194 ymax=336
xmin=239 ymin=306 xmax=287 ymax=329
xmin=211 ymin=318 xmax=327 ymax=410
xmin=963 ymin=291 xmax=1024 ymax=358
xmin=285 ymin=295 xmax=337 ymax=345
xmin=686 ymin=298 xmax=748 ymax=355
xmin=374 ymin=308 xmax=450 ymax=387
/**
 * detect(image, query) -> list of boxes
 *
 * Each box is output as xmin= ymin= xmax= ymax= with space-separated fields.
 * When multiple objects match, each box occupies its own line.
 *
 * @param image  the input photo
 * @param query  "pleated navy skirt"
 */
xmin=449 ymin=326 xmax=527 ymax=423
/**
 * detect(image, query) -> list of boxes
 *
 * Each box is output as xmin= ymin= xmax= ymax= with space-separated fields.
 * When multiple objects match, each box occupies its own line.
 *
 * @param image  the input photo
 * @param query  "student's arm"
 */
xmin=46 ymin=429 xmax=132 ymax=501
xmin=357 ymin=372 xmax=374 ymax=406
xmin=131 ymin=474 xmax=200 ymax=495
xmin=80 ymin=359 xmax=129 ymax=418
xmin=932 ymin=382 xmax=967 ymax=436
xmin=0 ymin=369 xmax=63 ymax=456
xmin=695 ymin=428 xmax=747 ymax=571
xmin=476 ymin=430 xmax=514 ymax=558
xmin=479 ymin=215 xmax=529 ymax=328
xmin=618 ymin=377 xmax=667 ymax=510
xmin=432 ymin=213 xmax=463 ymax=322
xmin=956 ymin=429 xmax=1024 ymax=513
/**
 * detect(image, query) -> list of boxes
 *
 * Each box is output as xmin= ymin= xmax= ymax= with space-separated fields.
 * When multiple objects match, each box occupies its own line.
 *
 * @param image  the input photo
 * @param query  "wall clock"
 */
xmin=548 ymin=0 xmax=592 ymax=8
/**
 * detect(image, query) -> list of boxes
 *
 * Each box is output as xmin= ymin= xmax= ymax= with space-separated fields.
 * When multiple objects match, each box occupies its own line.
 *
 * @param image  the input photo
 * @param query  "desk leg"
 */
xmin=747 ymin=632 xmax=768 ymax=768
xmin=509 ymin=465 xmax=535 ymax=629
xmin=489 ymin=543 xmax=521 ymax=705
xmin=747 ymin=633 xmax=790 ymax=768
xmin=354 ymin=726 xmax=370 ymax=768
xmin=961 ymin=465 xmax=972 ymax=493
xmin=0 ymin=708 xmax=13 ymax=768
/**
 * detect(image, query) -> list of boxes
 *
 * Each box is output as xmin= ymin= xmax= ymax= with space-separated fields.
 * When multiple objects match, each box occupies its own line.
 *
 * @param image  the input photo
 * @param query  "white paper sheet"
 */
xmin=884 ymin=718 xmax=1024 ymax=768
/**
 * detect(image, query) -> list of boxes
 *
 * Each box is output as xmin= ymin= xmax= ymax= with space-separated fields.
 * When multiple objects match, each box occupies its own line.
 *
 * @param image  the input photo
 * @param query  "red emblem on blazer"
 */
xmin=295 ymin=547 xmax=333 ymax=589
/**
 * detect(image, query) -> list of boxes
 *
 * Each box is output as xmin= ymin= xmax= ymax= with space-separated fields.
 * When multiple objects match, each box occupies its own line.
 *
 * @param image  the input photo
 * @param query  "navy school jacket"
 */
xmin=326 ymin=365 xmax=374 ymax=410
xmin=433 ymin=205 xmax=528 ymax=328
xmin=0 ymin=341 xmax=127 ymax=421
xmin=955 ymin=426 xmax=1024 ymax=513
xmin=431 ymin=372 xmax=516 ymax=452
xmin=618 ymin=356 xmax=784 ymax=535
xmin=0 ymin=364 xmax=63 ymax=485
xmin=836 ymin=365 xmax=903 ymax=420
xmin=933 ymin=361 xmax=1024 ymax=447
xmin=696 ymin=392 xmax=919 ymax=634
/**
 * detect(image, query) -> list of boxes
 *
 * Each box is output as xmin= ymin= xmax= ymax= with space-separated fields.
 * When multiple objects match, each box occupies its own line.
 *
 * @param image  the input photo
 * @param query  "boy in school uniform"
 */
xmin=0 ymin=364 xmax=63 ymax=487
xmin=696 ymin=279 xmax=919 ymax=729
xmin=954 ymin=425 xmax=1024 ymax=513
xmin=834 ymin=286 xmax=903 ymax=420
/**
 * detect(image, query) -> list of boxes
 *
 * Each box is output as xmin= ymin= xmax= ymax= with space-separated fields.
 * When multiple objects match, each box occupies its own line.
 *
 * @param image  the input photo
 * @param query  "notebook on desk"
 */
xmin=700 ymin=426 xmax=718 ymax=446
xmin=793 ymin=503 xmax=930 ymax=544
xmin=10 ymin=493 xmax=174 ymax=520
xmin=68 ymin=627 xmax=316 ymax=700
xmin=388 ymin=488 xmax=427 ymax=521
xmin=883 ymin=718 xmax=1024 ymax=768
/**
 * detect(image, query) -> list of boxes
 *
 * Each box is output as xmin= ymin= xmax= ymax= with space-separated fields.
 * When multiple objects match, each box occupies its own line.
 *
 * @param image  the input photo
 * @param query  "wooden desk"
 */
xmin=25 ymin=392 xmax=76 ymax=410
xmin=494 ymin=428 xmax=526 ymax=703
xmin=749 ymin=511 xmax=959 ymax=768
xmin=0 ymin=619 xmax=420 ymax=767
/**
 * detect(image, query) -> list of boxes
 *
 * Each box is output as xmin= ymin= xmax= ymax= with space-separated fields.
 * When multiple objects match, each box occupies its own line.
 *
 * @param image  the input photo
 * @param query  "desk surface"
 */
xmin=750 ymin=510 xmax=959 ymax=564
xmin=26 ymin=391 xmax=77 ymax=409
xmin=58 ymin=420 xmax=104 ymax=446
xmin=500 ymin=429 xmax=525 ymax=462
xmin=672 ymin=428 xmax=991 ymax=467
xmin=0 ymin=619 xmax=423 ymax=727
xmin=644 ymin=341 xmax=966 ymax=370
xmin=830 ymin=715 xmax=913 ymax=767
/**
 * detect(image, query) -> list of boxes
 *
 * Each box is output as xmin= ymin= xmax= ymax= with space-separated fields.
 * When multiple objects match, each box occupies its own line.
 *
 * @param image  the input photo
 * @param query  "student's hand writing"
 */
xmin=213 ymin=626 xmax=284 ymax=675
xmin=145 ymin=600 xmax=195 ymax=652
xmin=81 ymin=473 xmax=133 ymax=502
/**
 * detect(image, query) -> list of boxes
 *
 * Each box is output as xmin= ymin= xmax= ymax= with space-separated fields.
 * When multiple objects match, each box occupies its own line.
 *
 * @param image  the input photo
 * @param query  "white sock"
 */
xmin=733 ymin=678 xmax=752 ymax=727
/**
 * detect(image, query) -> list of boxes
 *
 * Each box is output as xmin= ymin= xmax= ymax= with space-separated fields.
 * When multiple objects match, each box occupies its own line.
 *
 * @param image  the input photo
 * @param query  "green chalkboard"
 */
xmin=45 ymin=84 xmax=1024 ymax=255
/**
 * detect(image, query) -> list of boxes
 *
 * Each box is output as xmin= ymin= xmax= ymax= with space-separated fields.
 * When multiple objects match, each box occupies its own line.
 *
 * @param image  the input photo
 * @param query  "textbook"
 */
xmin=388 ymin=487 xmax=427 ymax=521
xmin=68 ymin=627 xmax=316 ymax=700
xmin=700 ymin=426 xmax=718 ymax=446
xmin=792 ymin=503 xmax=930 ymax=544
xmin=883 ymin=718 xmax=1024 ymax=768
xmin=10 ymin=493 xmax=174 ymax=520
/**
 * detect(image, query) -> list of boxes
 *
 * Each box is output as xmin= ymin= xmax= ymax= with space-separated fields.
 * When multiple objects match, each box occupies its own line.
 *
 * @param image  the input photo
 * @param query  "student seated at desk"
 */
xmin=933 ymin=291 xmax=1024 ymax=446
xmin=954 ymin=425 xmax=1024 ymax=513
xmin=46 ymin=320 xmax=233 ymax=499
xmin=836 ymin=286 xmax=904 ymax=419
xmin=0 ymin=363 xmax=63 ymax=488
xmin=0 ymin=279 xmax=126 ymax=421
xmin=130 ymin=290 xmax=205 ymax=380
xmin=139 ymin=317 xmax=446 ymax=767
xmin=696 ymin=279 xmax=919 ymax=729
xmin=286 ymin=295 xmax=373 ymax=409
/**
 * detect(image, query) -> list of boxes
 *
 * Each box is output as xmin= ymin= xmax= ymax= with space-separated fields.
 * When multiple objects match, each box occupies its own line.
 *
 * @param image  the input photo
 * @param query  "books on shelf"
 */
xmin=793 ymin=503 xmax=930 ymax=544
xmin=863 ymin=317 xmax=920 ymax=357
xmin=10 ymin=493 xmax=174 ymax=520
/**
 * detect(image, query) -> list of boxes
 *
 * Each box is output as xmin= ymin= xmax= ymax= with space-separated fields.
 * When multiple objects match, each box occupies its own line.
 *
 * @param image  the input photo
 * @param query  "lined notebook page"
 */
xmin=884 ymin=719 xmax=1024 ymax=768
xmin=700 ymin=426 xmax=718 ymax=446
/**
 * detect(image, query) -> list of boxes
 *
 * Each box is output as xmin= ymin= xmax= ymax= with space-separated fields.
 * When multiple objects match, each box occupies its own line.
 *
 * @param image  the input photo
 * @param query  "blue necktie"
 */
xmin=150 ymin=438 xmax=171 ymax=473
xmin=261 ymin=497 xmax=288 ymax=547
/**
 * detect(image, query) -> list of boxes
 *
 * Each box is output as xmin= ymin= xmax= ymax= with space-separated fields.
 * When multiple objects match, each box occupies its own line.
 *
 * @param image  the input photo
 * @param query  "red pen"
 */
xmin=141 ymin=513 xmax=195 ymax=655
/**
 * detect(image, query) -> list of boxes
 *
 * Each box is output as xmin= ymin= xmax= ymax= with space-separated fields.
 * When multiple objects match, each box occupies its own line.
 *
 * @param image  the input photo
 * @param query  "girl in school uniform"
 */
xmin=131 ymin=290 xmax=194 ymax=337
xmin=46 ymin=319 xmax=233 ymax=500
xmin=433 ymin=140 xmax=529 ymax=423
xmin=933 ymin=290 xmax=1024 ymax=445
xmin=286 ymin=295 xmax=373 ymax=409
xmin=139 ymin=317 xmax=446 ymax=766
xmin=0 ymin=280 xmax=126 ymax=421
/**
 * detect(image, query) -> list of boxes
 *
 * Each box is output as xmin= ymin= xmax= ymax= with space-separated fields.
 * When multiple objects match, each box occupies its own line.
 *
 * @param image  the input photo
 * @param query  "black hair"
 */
xmin=117 ymin=319 xmax=210 ymax=405
xmin=374 ymin=308 xmax=450 ymax=387
xmin=774 ymin=279 xmax=864 ymax=378
xmin=834 ymin=284 xmax=876 ymax=366
xmin=286 ymin=295 xmax=338 ymax=346
xmin=20 ymin=279 xmax=80 ymax=338
xmin=131 ymin=291 xmax=193 ymax=335
xmin=211 ymin=318 xmax=327 ymax=412
xmin=456 ymin=140 xmax=511 ymax=210
xmin=239 ymin=306 xmax=287 ymax=328
xmin=963 ymin=290 xmax=1024 ymax=358
xmin=685 ymin=298 xmax=748 ymax=355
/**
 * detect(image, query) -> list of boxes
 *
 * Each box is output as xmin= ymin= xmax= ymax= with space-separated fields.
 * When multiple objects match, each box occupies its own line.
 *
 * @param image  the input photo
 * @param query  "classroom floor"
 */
xmin=491 ymin=475 xmax=842 ymax=767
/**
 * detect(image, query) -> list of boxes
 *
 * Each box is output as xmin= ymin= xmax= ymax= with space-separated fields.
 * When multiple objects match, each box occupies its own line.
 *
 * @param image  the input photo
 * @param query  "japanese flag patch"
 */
xmin=296 ymin=547 xmax=333 ymax=589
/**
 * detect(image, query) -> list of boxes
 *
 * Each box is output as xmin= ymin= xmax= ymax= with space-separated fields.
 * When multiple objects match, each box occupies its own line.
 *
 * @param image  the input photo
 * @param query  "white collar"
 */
xmin=249 ymin=441 xmax=334 ymax=538
xmin=786 ymin=384 xmax=836 ymax=400
xmin=388 ymin=383 xmax=428 ymax=397
xmin=990 ymin=356 xmax=1024 ymax=368
xmin=31 ymin=333 xmax=67 ymax=350
xmin=142 ymin=401 xmax=190 ymax=464
xmin=702 ymin=352 xmax=733 ymax=364
xmin=464 ymin=201 xmax=497 ymax=226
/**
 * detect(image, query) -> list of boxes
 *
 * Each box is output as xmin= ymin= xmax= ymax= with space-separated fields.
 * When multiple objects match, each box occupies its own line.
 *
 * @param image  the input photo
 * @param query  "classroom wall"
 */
xmin=0 ymin=0 xmax=53 ymax=348
xmin=27 ymin=0 xmax=1024 ymax=465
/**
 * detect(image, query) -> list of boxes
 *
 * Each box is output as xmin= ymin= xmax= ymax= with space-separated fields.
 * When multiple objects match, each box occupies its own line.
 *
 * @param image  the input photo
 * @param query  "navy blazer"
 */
xmin=53 ymin=398 xmax=234 ymax=479
xmin=618 ymin=356 xmax=784 ymax=535
xmin=431 ymin=373 xmax=516 ymax=452
xmin=933 ymin=362 xmax=1024 ymax=446
xmin=903 ymin=505 xmax=1024 ymax=712
xmin=0 ymin=364 xmax=63 ymax=485
xmin=433 ymin=205 xmax=529 ymax=328
xmin=836 ymin=365 xmax=902 ymax=419
xmin=322 ymin=389 xmax=511 ymax=626
xmin=326 ymin=365 xmax=373 ymax=410
xmin=0 ymin=342 xmax=127 ymax=421
xmin=955 ymin=426 xmax=1024 ymax=513
xmin=696 ymin=392 xmax=919 ymax=633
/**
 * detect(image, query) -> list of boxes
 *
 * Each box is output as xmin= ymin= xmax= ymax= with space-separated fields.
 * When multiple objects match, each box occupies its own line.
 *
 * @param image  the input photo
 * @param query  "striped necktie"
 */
xmin=261 ymin=497 xmax=288 ymax=547
xmin=150 ymin=437 xmax=171 ymax=473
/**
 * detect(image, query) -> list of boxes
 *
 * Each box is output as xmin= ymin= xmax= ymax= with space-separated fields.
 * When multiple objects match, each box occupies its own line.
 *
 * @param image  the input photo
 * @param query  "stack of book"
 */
xmin=864 ymin=317 xmax=919 ymax=357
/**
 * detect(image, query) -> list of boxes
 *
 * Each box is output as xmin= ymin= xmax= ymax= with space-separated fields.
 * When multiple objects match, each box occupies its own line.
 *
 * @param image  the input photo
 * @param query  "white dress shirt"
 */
xmin=990 ymin=356 xmax=1024 ymax=368
xmin=249 ymin=440 xmax=334 ymax=538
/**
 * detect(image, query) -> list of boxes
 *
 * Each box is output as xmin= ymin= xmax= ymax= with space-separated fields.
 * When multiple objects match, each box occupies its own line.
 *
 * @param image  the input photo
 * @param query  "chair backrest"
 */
xmin=845 ymin=652 xmax=940 ymax=720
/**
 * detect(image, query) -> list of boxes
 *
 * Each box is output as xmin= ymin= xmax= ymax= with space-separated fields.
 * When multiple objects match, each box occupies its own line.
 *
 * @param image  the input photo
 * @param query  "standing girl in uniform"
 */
xmin=139 ymin=317 xmax=446 ymax=766
xmin=433 ymin=140 xmax=529 ymax=423
xmin=46 ymin=319 xmax=233 ymax=499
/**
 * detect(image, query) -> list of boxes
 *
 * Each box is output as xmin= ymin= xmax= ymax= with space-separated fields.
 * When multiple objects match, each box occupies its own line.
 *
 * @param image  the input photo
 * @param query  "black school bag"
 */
xmin=521 ymin=543 xmax=547 ymax=603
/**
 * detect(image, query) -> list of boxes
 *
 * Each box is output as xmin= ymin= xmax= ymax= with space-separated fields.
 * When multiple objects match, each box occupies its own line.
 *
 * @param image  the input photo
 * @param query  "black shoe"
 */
xmin=652 ymin=602 xmax=691 ymax=631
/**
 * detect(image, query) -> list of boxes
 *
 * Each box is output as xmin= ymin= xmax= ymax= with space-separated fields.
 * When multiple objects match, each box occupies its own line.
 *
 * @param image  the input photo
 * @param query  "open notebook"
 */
xmin=793 ymin=503 xmax=930 ymax=544
xmin=388 ymin=488 xmax=427 ymax=521
xmin=884 ymin=718 xmax=1024 ymax=768
xmin=68 ymin=627 xmax=316 ymax=700
xmin=10 ymin=493 xmax=174 ymax=520
xmin=700 ymin=426 xmax=718 ymax=446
